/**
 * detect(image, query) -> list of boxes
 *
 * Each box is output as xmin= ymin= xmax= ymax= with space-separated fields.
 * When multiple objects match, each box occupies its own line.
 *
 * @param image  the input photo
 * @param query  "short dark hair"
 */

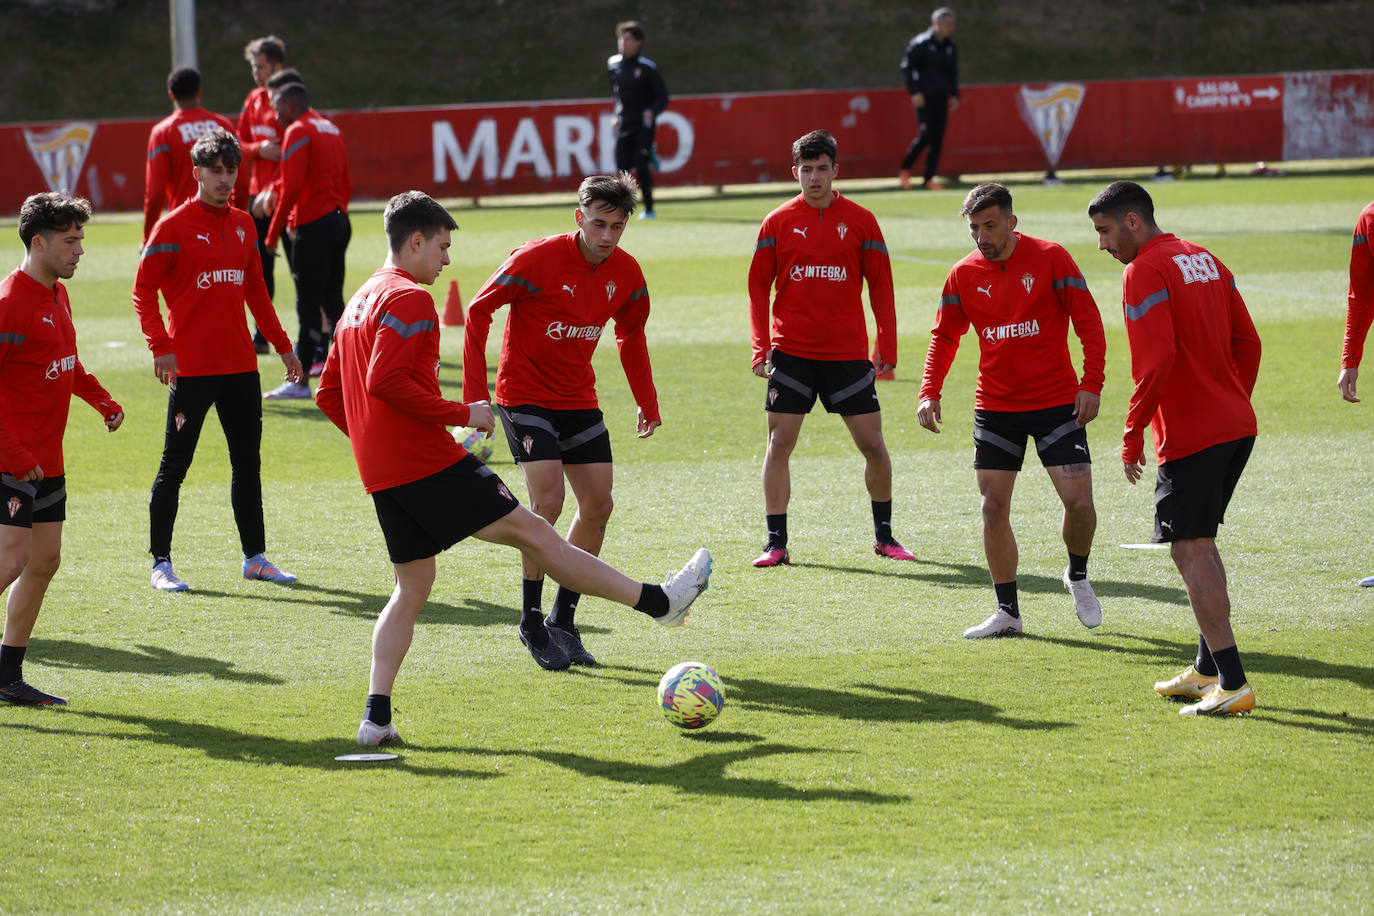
xmin=191 ymin=128 xmax=242 ymax=169
xmin=245 ymin=35 xmax=286 ymax=64
xmin=18 ymin=192 xmax=92 ymax=250
xmin=272 ymin=82 xmax=310 ymax=111
xmin=792 ymin=129 xmax=837 ymax=165
xmin=265 ymin=68 xmax=304 ymax=92
xmin=168 ymin=66 xmax=201 ymax=102
xmin=1087 ymin=180 xmax=1156 ymax=224
xmin=383 ymin=191 xmax=458 ymax=254
xmin=961 ymin=182 xmax=1013 ymax=217
xmin=578 ymin=173 xmax=638 ymax=217
xmin=616 ymin=20 xmax=645 ymax=41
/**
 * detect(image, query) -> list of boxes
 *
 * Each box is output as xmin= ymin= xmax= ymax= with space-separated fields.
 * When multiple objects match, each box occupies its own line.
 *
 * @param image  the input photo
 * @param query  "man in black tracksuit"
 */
xmin=608 ymin=20 xmax=669 ymax=218
xmin=898 ymin=7 xmax=959 ymax=191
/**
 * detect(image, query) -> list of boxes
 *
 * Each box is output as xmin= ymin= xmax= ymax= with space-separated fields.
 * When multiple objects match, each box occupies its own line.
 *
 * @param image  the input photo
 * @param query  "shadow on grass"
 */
xmin=590 ymin=664 xmax=1072 ymax=732
xmin=0 ymin=710 xmax=496 ymax=777
xmin=190 ymin=582 xmax=580 ymax=631
xmin=505 ymin=741 xmax=907 ymax=804
xmin=790 ymin=556 xmax=1188 ymax=604
xmin=35 ymin=639 xmax=283 ymax=684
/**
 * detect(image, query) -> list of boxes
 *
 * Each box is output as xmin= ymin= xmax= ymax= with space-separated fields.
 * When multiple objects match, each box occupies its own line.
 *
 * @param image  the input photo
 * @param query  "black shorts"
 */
xmin=0 ymin=474 xmax=67 ymax=527
xmin=1153 ymin=436 xmax=1254 ymax=542
xmin=497 ymin=404 xmax=612 ymax=465
xmin=371 ymin=456 xmax=520 ymax=563
xmin=973 ymin=404 xmax=1090 ymax=471
xmin=764 ymin=349 xmax=879 ymax=416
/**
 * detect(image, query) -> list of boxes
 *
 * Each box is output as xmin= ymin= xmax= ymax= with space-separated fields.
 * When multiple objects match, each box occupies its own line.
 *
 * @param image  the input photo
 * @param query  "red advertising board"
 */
xmin=1 ymin=70 xmax=1369 ymax=216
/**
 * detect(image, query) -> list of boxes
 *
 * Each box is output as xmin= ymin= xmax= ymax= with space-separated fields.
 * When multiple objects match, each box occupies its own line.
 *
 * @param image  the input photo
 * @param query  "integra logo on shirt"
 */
xmin=196 ymin=269 xmax=246 ymax=290
xmin=545 ymin=321 xmax=603 ymax=341
xmin=982 ymin=319 xmax=1041 ymax=343
xmin=788 ymin=264 xmax=849 ymax=282
xmin=44 ymin=354 xmax=77 ymax=380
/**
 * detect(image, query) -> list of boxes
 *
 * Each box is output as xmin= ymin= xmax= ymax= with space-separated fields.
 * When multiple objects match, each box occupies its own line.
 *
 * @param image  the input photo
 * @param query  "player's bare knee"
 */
xmin=579 ymin=493 xmax=614 ymax=527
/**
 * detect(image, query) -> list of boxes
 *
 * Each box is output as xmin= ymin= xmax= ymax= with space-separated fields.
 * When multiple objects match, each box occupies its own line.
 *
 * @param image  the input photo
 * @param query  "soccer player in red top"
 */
xmin=1338 ymin=199 xmax=1374 ymax=586
xmin=747 ymin=129 xmax=913 ymax=568
xmin=142 ymin=67 xmax=243 ymax=247
xmin=262 ymin=82 xmax=352 ymax=400
xmin=1 ymin=193 xmax=124 ymax=706
xmin=918 ymin=183 xmax=1106 ymax=638
xmin=315 ymin=191 xmax=711 ymax=745
xmin=133 ymin=129 xmax=303 ymax=593
xmin=237 ymin=36 xmax=289 ymax=353
xmin=1089 ymin=180 xmax=1262 ymax=717
xmin=463 ymin=173 xmax=660 ymax=669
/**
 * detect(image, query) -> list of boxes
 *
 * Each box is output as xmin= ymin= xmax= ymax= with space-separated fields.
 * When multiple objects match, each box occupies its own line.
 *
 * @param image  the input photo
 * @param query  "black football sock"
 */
xmin=872 ymin=500 xmax=895 ymax=543
xmin=1194 ymin=634 xmax=1219 ymax=677
xmin=520 ymin=578 xmax=545 ymax=634
xmin=1210 ymin=645 xmax=1247 ymax=690
xmin=365 ymin=694 xmax=391 ymax=727
xmin=994 ymin=580 xmax=1020 ymax=619
xmin=153 ymin=555 xmax=171 ymax=567
xmin=0 ymin=643 xmax=25 ymax=684
xmin=765 ymin=513 xmax=788 ymax=549
xmin=634 ymin=583 xmax=670 ymax=617
xmin=1067 ymin=551 xmax=1089 ymax=581
xmin=522 ymin=577 xmax=543 ymax=613
xmin=549 ymin=587 xmax=580 ymax=629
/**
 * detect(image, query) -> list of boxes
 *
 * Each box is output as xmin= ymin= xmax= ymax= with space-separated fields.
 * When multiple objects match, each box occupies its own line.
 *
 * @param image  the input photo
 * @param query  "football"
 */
xmin=657 ymin=661 xmax=725 ymax=730
xmin=454 ymin=426 xmax=494 ymax=462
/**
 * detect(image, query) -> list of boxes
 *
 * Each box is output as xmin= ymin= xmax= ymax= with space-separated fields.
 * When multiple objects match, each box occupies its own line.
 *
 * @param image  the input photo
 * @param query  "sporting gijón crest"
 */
xmin=7 ymin=497 xmax=20 ymax=519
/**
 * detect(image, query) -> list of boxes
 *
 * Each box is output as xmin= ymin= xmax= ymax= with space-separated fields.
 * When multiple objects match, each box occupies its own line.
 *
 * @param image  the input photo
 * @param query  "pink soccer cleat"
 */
xmin=873 ymin=540 xmax=916 ymax=561
xmin=752 ymin=546 xmax=790 ymax=568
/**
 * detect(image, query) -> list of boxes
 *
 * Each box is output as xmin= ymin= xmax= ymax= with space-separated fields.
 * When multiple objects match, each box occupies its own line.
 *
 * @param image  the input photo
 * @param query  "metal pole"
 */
xmin=169 ymin=0 xmax=198 ymax=70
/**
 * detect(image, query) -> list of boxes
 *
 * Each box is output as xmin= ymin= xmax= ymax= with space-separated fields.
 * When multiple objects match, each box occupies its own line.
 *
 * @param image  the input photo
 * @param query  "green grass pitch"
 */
xmin=2 ymin=168 xmax=1372 ymax=913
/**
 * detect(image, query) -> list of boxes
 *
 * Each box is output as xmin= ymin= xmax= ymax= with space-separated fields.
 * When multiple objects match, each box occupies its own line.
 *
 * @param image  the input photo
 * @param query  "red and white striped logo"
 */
xmin=6 ymin=497 xmax=20 ymax=519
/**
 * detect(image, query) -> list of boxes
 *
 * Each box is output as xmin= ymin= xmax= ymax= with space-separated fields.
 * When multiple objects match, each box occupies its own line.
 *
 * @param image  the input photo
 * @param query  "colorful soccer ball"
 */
xmin=657 ymin=661 xmax=725 ymax=730
xmin=454 ymin=426 xmax=494 ymax=462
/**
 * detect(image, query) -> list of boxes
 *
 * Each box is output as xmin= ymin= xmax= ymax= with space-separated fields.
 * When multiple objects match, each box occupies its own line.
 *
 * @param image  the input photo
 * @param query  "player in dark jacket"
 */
xmin=608 ymin=21 xmax=669 ymax=219
xmin=898 ymin=8 xmax=959 ymax=191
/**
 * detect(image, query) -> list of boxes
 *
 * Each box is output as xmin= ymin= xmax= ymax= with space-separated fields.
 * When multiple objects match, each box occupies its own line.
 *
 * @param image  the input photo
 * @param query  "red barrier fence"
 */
xmin=3 ymin=70 xmax=1370 ymax=216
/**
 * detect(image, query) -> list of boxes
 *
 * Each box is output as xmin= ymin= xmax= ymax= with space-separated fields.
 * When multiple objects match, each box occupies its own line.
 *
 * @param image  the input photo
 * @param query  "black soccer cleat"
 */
xmin=517 ymin=625 xmax=571 ymax=671
xmin=545 ymin=621 xmax=598 ymax=667
xmin=0 ymin=679 xmax=68 ymax=707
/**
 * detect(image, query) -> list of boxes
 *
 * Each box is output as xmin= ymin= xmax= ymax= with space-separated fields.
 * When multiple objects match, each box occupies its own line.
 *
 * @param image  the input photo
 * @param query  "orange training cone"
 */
xmin=873 ymin=342 xmax=894 ymax=380
xmin=441 ymin=280 xmax=465 ymax=327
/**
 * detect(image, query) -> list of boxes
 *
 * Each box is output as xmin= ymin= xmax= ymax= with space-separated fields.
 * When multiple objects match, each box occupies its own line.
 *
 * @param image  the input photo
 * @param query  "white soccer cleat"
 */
xmin=963 ymin=607 xmax=1024 ymax=638
xmin=658 ymin=547 xmax=712 ymax=626
xmin=1063 ymin=568 xmax=1103 ymax=628
xmin=151 ymin=560 xmax=190 ymax=592
xmin=356 ymin=719 xmax=401 ymax=746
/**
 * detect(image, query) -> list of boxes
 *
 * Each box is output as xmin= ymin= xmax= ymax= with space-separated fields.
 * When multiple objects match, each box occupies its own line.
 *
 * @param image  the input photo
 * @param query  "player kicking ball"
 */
xmin=315 ymin=192 xmax=712 ymax=746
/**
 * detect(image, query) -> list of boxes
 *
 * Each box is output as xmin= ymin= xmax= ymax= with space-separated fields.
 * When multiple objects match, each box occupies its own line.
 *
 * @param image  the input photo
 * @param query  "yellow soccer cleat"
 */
xmin=1179 ymin=683 xmax=1255 ymax=717
xmin=1153 ymin=665 xmax=1218 ymax=700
